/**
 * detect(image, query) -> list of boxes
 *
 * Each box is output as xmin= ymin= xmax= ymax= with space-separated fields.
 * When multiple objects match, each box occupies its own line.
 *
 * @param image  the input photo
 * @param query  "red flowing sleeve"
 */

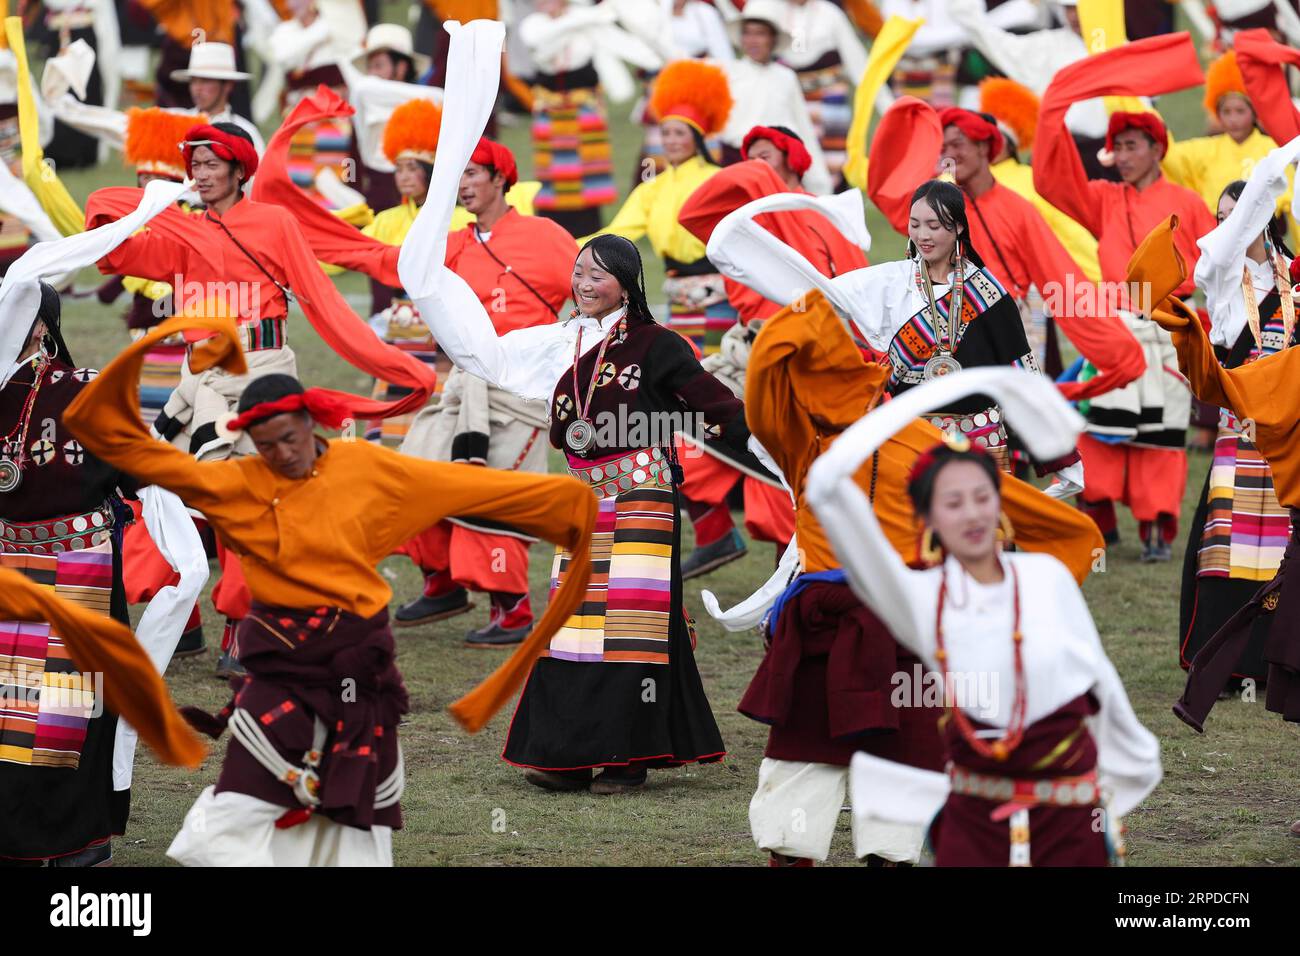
xmin=271 ymin=208 xmax=438 ymax=419
xmin=248 ymin=85 xmax=402 ymax=287
xmin=1034 ymin=33 xmax=1204 ymax=239
xmin=866 ymin=96 xmax=943 ymax=235
xmin=1235 ymin=29 xmax=1300 ymax=145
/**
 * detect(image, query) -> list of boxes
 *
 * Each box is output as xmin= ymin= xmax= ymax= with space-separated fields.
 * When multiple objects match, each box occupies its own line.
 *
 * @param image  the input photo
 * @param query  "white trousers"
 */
xmin=749 ymin=757 xmax=927 ymax=863
xmin=167 ymin=786 xmax=393 ymax=867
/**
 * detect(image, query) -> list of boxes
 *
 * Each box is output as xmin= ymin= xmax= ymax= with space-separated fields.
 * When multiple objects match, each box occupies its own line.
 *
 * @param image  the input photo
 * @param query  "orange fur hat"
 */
xmin=649 ymin=60 xmax=732 ymax=137
xmin=1204 ymin=51 xmax=1251 ymax=117
xmin=383 ymin=98 xmax=443 ymax=165
xmin=979 ymin=77 xmax=1039 ymax=153
xmin=125 ymin=108 xmax=208 ymax=180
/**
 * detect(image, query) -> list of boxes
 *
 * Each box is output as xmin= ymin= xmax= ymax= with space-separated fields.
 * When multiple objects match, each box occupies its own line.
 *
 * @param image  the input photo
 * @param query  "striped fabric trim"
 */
xmin=240 ymin=318 xmax=287 ymax=353
xmin=0 ymin=542 xmax=112 ymax=769
xmin=533 ymin=88 xmax=616 ymax=210
xmin=546 ymin=484 xmax=675 ymax=665
xmin=1198 ymin=429 xmax=1291 ymax=580
xmin=887 ymin=268 xmax=1005 ymax=390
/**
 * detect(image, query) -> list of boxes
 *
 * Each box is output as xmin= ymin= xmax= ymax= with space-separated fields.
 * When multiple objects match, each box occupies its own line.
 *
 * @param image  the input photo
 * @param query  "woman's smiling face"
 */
xmin=571 ymin=246 xmax=625 ymax=316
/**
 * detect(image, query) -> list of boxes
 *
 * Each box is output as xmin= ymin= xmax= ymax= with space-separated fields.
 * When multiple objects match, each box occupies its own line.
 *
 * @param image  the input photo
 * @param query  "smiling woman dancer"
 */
xmin=805 ymin=368 xmax=1162 ymax=867
xmin=400 ymin=21 xmax=745 ymax=795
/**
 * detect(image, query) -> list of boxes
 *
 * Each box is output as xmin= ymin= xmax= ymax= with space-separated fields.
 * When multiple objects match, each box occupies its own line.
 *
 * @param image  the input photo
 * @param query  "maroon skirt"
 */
xmin=931 ymin=694 xmax=1109 ymax=867
xmin=739 ymin=579 xmax=944 ymax=771
xmin=184 ymin=603 xmax=409 ymax=830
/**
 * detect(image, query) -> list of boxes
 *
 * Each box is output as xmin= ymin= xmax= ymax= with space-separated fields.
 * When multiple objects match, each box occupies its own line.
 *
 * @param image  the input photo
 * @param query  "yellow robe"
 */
xmin=1163 ymin=128 xmax=1294 ymax=226
xmin=587 ymin=154 xmax=718 ymax=263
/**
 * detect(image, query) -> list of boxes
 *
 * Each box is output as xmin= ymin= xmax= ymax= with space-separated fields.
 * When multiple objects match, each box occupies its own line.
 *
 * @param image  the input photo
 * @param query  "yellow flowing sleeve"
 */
xmin=842 ymin=16 xmax=922 ymax=192
xmin=5 ymin=16 xmax=84 ymax=237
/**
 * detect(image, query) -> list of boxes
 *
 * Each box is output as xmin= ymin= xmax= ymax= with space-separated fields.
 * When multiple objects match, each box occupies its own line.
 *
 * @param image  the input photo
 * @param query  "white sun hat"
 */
xmin=170 ymin=42 xmax=252 ymax=83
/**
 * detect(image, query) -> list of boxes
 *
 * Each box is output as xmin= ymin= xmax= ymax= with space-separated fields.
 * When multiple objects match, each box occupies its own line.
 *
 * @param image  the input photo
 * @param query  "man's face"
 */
xmin=458 ymin=161 xmax=503 ymax=215
xmin=189 ymin=78 xmax=231 ymax=113
xmin=941 ymin=126 xmax=988 ymax=184
xmin=741 ymin=21 xmax=776 ymax=63
xmin=248 ymin=412 xmax=318 ymax=479
xmin=1112 ymin=128 xmax=1161 ymax=185
xmin=189 ymin=144 xmax=242 ymax=205
xmin=1063 ymin=7 xmax=1082 ymax=36
xmin=746 ymin=138 xmax=793 ymax=182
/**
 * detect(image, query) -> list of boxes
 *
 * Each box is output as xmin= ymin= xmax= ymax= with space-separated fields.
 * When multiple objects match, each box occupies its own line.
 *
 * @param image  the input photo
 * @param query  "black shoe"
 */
xmin=465 ymin=619 xmax=531 ymax=647
xmin=681 ymin=529 xmax=747 ymax=580
xmin=394 ymin=589 xmax=473 ymax=628
xmin=1140 ymin=535 xmax=1171 ymax=563
xmin=590 ymin=766 xmax=648 ymax=795
xmin=49 ymin=841 xmax=112 ymax=867
xmin=1102 ymin=529 xmax=1120 ymax=546
xmin=215 ymin=649 xmax=246 ymax=680
xmin=172 ymin=624 xmax=206 ymax=658
xmin=524 ymin=768 xmax=593 ymax=792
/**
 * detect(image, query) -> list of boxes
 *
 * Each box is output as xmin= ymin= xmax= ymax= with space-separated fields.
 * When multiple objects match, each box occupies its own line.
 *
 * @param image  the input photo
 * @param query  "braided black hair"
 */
xmin=27 ymin=281 xmax=73 ymax=365
xmin=579 ymin=234 xmax=656 ymax=325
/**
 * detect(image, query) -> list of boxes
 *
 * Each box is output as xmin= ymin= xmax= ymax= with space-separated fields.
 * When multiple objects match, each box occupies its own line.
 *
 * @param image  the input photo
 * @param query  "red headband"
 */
xmin=182 ymin=123 xmax=260 ymax=180
xmin=741 ymin=126 xmax=813 ymax=177
xmin=226 ymin=388 xmax=352 ymax=433
xmin=937 ymin=108 xmax=1005 ymax=163
xmin=1104 ymin=111 xmax=1168 ymax=156
xmin=907 ymin=433 xmax=993 ymax=489
xmin=470 ymin=137 xmax=518 ymax=188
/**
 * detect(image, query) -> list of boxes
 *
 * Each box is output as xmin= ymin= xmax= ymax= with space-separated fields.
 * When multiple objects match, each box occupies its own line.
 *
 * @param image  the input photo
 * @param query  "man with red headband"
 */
xmin=742 ymin=126 xmax=813 ymax=191
xmin=394 ymin=137 xmax=576 ymax=643
xmin=83 ymin=121 xmax=440 ymax=675
xmin=62 ymin=313 xmax=598 ymax=866
xmin=1034 ymin=34 xmax=1217 ymax=559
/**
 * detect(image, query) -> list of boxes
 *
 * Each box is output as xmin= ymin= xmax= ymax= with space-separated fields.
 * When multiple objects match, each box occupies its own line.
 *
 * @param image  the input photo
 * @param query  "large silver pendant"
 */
xmin=565 ymin=418 xmax=595 ymax=455
xmin=0 ymin=457 xmax=21 ymax=494
xmin=923 ymin=351 xmax=962 ymax=381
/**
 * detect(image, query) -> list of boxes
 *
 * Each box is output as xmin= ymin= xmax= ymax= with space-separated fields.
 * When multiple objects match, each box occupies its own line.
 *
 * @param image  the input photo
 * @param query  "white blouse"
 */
xmin=804 ymin=367 xmax=1162 ymax=818
xmin=398 ymin=19 xmax=614 ymax=405
xmin=667 ymin=0 xmax=734 ymax=61
xmin=1194 ymin=136 xmax=1300 ymax=349
xmin=829 ymin=258 xmax=953 ymax=354
xmin=775 ymin=0 xmax=868 ymax=78
xmin=719 ymin=57 xmax=832 ymax=195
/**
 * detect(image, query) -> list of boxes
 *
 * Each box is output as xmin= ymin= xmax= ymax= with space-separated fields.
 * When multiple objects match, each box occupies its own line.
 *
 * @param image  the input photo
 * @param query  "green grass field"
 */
xmin=40 ymin=18 xmax=1300 ymax=865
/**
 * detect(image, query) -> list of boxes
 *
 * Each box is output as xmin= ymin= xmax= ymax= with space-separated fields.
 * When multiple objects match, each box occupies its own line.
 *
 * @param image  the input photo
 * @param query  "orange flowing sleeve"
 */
xmin=0 ymin=568 xmax=205 ymax=770
xmin=748 ymin=292 xmax=1102 ymax=581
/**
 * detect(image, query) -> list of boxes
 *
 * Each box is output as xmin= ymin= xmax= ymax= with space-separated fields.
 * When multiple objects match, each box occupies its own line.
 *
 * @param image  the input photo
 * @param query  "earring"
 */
xmin=949 ymin=240 xmax=960 ymax=265
xmin=39 ymin=332 xmax=56 ymax=361
xmin=996 ymin=512 xmax=1015 ymax=549
xmin=567 ymin=307 xmax=581 ymax=321
xmin=907 ymin=239 xmax=919 ymax=261
xmin=919 ymin=527 xmax=944 ymax=566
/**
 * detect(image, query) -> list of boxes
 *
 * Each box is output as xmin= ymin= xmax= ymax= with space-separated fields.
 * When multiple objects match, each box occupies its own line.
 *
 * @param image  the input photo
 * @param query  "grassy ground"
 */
xmin=41 ymin=22 xmax=1300 ymax=865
